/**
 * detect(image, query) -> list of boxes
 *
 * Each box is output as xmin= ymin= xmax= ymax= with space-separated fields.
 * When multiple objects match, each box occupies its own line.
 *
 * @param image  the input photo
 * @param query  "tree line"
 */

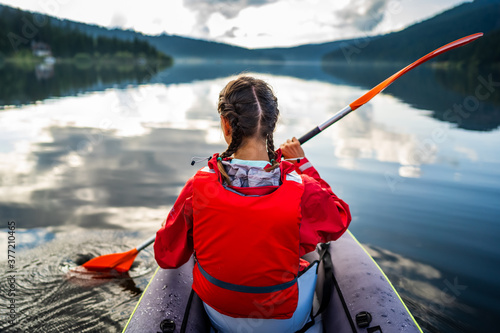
xmin=322 ymin=1 xmax=500 ymax=68
xmin=0 ymin=5 xmax=172 ymax=63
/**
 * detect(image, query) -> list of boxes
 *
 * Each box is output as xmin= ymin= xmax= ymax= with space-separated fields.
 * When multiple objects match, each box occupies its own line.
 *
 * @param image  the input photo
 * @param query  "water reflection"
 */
xmin=322 ymin=63 xmax=500 ymax=131
xmin=331 ymin=105 xmax=437 ymax=177
xmin=0 ymin=230 xmax=155 ymax=333
xmin=3 ymin=59 xmax=499 ymax=133
xmin=1 ymin=68 xmax=500 ymax=332
xmin=2 ymin=75 xmax=498 ymax=232
xmin=366 ymin=245 xmax=478 ymax=333
xmin=35 ymin=61 xmax=55 ymax=80
xmin=0 ymin=62 xmax=168 ymax=108
xmin=0 ymin=82 xmax=229 ymax=229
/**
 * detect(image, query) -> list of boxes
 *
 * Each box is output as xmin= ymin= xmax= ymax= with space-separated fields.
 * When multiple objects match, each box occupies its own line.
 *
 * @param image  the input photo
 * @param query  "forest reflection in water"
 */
xmin=2 ymin=58 xmax=499 ymax=133
xmin=0 ymin=61 xmax=169 ymax=108
xmin=322 ymin=62 xmax=500 ymax=131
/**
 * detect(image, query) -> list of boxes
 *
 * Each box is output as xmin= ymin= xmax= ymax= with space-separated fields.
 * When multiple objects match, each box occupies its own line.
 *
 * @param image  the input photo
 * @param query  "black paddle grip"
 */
xmin=298 ymin=126 xmax=321 ymax=145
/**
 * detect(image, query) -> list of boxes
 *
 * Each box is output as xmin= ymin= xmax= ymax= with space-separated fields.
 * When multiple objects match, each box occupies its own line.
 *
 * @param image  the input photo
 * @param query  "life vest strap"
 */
xmin=196 ymin=262 xmax=297 ymax=294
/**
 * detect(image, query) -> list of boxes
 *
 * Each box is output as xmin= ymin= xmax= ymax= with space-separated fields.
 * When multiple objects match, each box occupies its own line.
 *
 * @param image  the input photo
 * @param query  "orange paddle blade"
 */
xmin=349 ymin=32 xmax=483 ymax=111
xmin=81 ymin=248 xmax=139 ymax=273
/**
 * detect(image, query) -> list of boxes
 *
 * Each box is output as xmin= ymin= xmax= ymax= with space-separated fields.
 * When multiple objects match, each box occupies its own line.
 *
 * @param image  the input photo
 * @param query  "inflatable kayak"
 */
xmin=123 ymin=230 xmax=423 ymax=333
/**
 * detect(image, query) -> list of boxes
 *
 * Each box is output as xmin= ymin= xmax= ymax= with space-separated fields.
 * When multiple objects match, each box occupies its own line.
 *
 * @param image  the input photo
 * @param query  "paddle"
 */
xmin=81 ymin=235 xmax=156 ymax=272
xmin=298 ymin=32 xmax=483 ymax=144
xmin=80 ymin=33 xmax=482 ymax=273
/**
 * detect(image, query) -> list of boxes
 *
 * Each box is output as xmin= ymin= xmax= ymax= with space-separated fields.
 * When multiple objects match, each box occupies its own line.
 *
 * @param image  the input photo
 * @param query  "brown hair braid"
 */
xmin=217 ymin=76 xmax=280 ymax=184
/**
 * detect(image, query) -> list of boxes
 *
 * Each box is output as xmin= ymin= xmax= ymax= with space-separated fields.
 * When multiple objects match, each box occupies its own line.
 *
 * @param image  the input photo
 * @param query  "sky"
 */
xmin=0 ymin=0 xmax=471 ymax=48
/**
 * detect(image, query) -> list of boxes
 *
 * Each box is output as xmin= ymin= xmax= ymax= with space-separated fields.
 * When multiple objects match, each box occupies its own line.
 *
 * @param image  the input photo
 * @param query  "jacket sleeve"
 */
xmin=154 ymin=177 xmax=195 ymax=269
xmin=294 ymin=158 xmax=352 ymax=256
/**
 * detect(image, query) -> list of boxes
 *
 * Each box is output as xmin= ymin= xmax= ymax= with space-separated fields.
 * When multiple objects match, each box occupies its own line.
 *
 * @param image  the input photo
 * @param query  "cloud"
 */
xmin=334 ymin=0 xmax=390 ymax=31
xmin=109 ymin=12 xmax=127 ymax=28
xmin=183 ymin=0 xmax=279 ymax=37
xmin=184 ymin=0 xmax=279 ymax=19
xmin=222 ymin=26 xmax=239 ymax=38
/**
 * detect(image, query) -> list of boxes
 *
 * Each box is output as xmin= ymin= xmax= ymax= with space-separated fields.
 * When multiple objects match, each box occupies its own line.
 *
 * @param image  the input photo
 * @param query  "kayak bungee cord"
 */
xmin=77 ymin=32 xmax=483 ymax=273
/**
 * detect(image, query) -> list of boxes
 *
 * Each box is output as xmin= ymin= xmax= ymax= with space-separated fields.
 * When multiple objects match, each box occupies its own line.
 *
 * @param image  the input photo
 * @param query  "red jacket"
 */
xmin=191 ymin=161 xmax=304 ymax=318
xmin=155 ymin=153 xmax=351 ymax=269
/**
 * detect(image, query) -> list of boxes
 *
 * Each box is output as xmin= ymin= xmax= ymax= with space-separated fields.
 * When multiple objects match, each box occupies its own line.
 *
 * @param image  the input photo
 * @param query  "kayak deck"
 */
xmin=123 ymin=231 xmax=422 ymax=332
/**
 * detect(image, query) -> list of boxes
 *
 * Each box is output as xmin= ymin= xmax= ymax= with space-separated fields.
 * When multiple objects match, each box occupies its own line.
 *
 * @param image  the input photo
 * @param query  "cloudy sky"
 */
xmin=1 ymin=0 xmax=470 ymax=48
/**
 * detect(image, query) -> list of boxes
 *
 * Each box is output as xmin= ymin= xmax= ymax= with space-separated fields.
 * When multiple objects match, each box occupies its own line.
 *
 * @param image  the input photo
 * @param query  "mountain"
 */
xmin=322 ymin=0 xmax=500 ymax=65
xmin=256 ymin=39 xmax=364 ymax=62
xmin=0 ymin=3 xmax=279 ymax=61
xmin=0 ymin=4 xmax=171 ymax=63
xmin=0 ymin=3 xmax=362 ymax=62
xmin=2 ymin=0 xmax=498 ymax=64
xmin=437 ymin=26 xmax=500 ymax=66
xmin=145 ymin=35 xmax=372 ymax=62
xmin=145 ymin=34 xmax=277 ymax=61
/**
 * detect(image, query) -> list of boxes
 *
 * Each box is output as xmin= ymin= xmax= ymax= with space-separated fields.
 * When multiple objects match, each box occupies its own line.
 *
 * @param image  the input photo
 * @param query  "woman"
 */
xmin=154 ymin=76 xmax=351 ymax=332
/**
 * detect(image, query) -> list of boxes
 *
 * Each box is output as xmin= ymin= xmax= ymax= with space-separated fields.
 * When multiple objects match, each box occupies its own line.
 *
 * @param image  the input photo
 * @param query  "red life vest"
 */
xmin=192 ymin=159 xmax=304 ymax=319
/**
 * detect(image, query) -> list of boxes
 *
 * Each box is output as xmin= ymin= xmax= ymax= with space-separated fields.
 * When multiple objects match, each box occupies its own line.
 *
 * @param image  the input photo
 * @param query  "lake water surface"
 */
xmin=1 ymin=60 xmax=499 ymax=332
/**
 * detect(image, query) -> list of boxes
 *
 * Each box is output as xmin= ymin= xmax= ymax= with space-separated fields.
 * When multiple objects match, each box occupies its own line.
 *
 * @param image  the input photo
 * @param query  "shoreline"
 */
xmin=0 ymin=52 xmax=173 ymax=69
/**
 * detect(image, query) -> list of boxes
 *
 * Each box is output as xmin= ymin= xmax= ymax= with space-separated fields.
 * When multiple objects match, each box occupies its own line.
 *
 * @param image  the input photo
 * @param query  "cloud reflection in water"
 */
xmin=366 ymin=244 xmax=475 ymax=332
xmin=0 ymin=74 xmax=492 ymax=232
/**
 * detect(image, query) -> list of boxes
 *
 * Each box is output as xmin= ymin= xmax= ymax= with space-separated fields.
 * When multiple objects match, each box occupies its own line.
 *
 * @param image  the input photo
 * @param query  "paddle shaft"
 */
xmin=137 ymin=234 xmax=156 ymax=252
xmin=298 ymin=32 xmax=483 ymax=145
xmin=298 ymin=105 xmax=352 ymax=144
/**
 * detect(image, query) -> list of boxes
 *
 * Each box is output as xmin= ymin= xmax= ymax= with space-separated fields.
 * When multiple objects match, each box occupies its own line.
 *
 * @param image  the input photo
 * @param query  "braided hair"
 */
xmin=217 ymin=76 xmax=280 ymax=184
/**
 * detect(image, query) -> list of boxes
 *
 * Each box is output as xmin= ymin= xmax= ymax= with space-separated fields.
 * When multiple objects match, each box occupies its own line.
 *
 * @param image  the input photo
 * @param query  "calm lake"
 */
xmin=1 ymin=60 xmax=499 ymax=332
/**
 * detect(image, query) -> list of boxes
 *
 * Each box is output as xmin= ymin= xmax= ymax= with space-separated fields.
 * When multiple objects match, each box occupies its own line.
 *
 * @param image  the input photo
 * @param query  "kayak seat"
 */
xmin=203 ymin=261 xmax=319 ymax=333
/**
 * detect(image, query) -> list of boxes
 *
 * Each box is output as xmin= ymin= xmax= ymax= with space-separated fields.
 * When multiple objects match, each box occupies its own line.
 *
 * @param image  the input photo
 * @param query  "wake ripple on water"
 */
xmin=0 ymin=231 xmax=157 ymax=333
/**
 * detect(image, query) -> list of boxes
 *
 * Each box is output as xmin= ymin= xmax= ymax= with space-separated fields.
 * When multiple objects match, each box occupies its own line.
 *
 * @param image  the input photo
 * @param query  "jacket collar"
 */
xmin=207 ymin=149 xmax=295 ymax=183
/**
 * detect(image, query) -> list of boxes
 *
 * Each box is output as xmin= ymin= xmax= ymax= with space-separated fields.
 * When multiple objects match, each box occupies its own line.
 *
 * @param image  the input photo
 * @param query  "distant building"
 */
xmin=31 ymin=41 xmax=52 ymax=57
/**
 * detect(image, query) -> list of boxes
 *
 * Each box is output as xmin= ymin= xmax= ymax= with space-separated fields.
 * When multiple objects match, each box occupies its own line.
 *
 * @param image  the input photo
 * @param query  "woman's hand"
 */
xmin=280 ymin=137 xmax=305 ymax=160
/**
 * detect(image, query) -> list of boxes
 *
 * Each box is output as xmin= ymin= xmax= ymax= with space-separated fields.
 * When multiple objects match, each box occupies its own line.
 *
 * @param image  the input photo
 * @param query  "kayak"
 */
xmin=123 ymin=230 xmax=423 ymax=333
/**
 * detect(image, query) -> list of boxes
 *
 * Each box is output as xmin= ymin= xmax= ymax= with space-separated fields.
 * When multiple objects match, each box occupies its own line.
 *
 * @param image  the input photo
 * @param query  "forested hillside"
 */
xmin=323 ymin=0 xmax=500 ymax=66
xmin=0 ymin=5 xmax=172 ymax=63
